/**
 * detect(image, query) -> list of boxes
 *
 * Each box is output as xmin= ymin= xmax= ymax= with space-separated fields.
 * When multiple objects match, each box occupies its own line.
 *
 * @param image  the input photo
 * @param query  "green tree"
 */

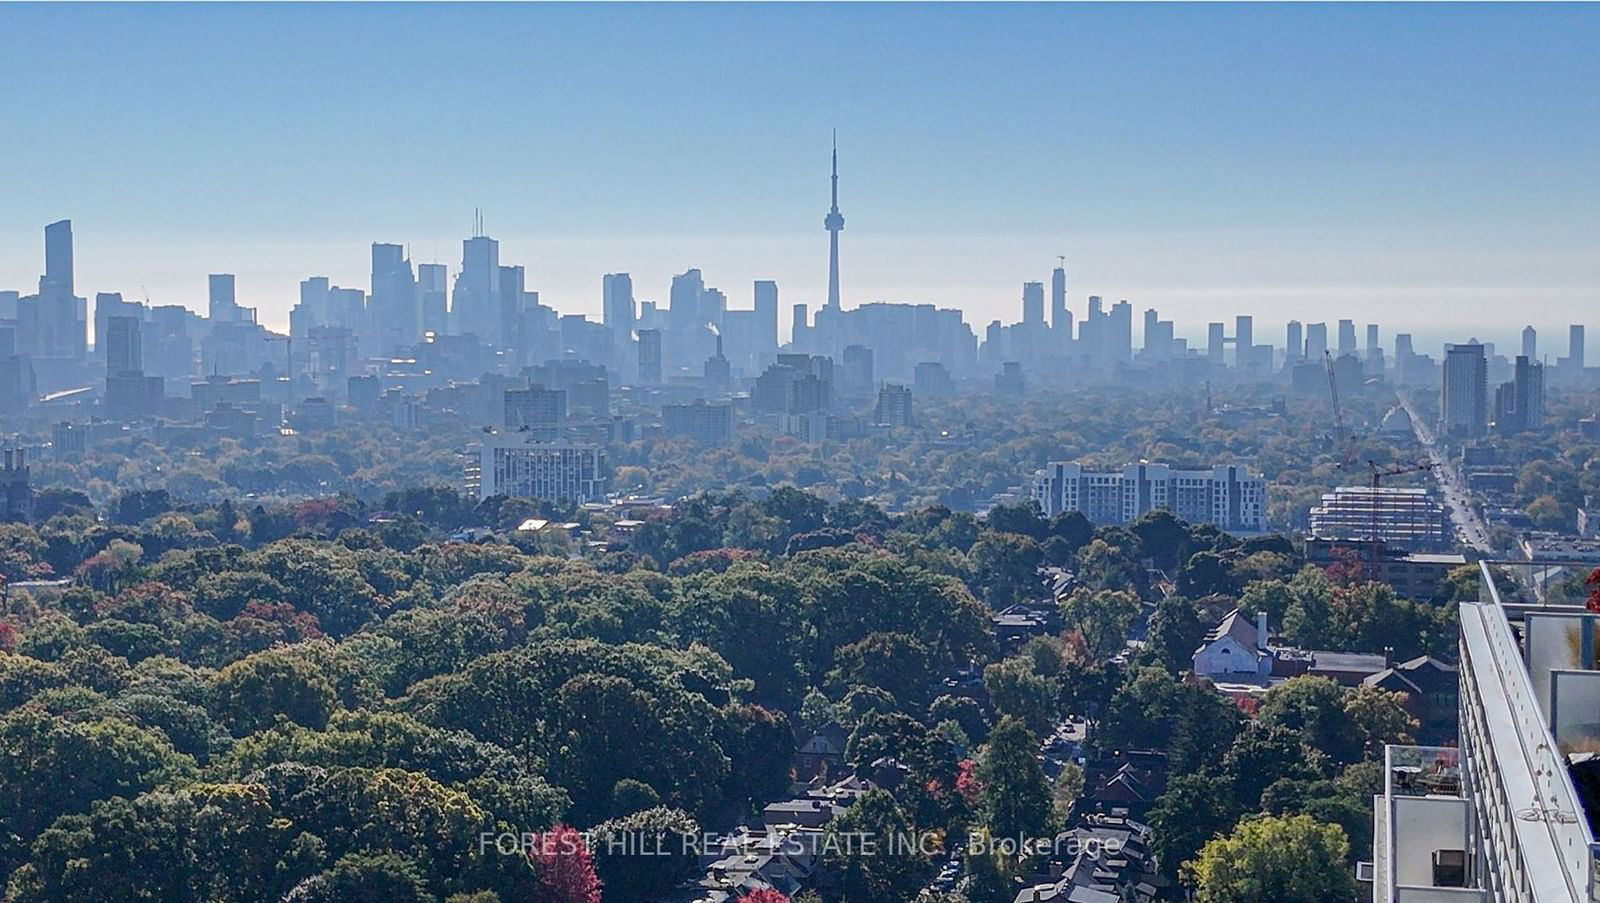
xmin=1256 ymin=676 xmax=1353 ymax=763
xmin=822 ymin=789 xmax=927 ymax=902
xmin=1177 ymin=550 xmax=1237 ymax=598
xmin=984 ymin=502 xmax=1048 ymax=541
xmin=1185 ymin=814 xmax=1358 ymax=903
xmin=828 ymin=632 xmax=935 ymax=708
xmin=970 ymin=531 xmax=1044 ymax=606
xmin=212 ymin=648 xmax=340 ymax=735
xmin=1130 ymin=509 xmax=1194 ymax=571
xmin=1075 ymin=536 xmax=1143 ymax=594
xmin=1222 ymin=724 xmax=1327 ymax=810
xmin=589 ymin=807 xmax=700 ymax=900
xmin=976 ymin=716 xmax=1051 ymax=846
xmin=1057 ymin=588 xmax=1140 ymax=661
xmin=1148 ymin=772 xmax=1240 ymax=879
xmin=1146 ymin=595 xmax=1204 ymax=673
xmin=982 ymin=658 xmax=1058 ymax=737
xmin=290 ymin=853 xmax=434 ymax=903
xmin=1342 ymin=684 xmax=1418 ymax=761
xmin=0 ymin=708 xmax=194 ymax=871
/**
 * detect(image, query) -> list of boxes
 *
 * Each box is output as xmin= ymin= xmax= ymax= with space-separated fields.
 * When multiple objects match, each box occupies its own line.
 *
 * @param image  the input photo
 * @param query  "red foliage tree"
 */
xmin=742 ymin=891 xmax=791 ymax=903
xmin=1586 ymin=568 xmax=1600 ymax=614
xmin=528 ymin=824 xmax=602 ymax=903
xmin=954 ymin=757 xmax=983 ymax=805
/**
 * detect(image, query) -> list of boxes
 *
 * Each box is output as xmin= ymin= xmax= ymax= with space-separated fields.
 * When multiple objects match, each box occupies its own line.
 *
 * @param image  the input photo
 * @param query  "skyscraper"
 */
xmin=104 ymin=316 xmax=141 ymax=375
xmin=1521 ymin=325 xmax=1537 ymax=360
xmin=754 ymin=280 xmax=779 ymax=355
xmin=42 ymin=219 xmax=72 ymax=298
xmin=1050 ymin=263 xmax=1070 ymax=343
xmin=1285 ymin=321 xmax=1303 ymax=364
xmin=417 ymin=264 xmax=447 ymax=338
xmin=1207 ymin=322 xmax=1226 ymax=365
xmin=369 ymin=243 xmax=418 ymax=353
xmin=1108 ymin=300 xmax=1133 ymax=365
xmin=1022 ymin=282 xmax=1045 ymax=325
xmin=498 ymin=264 xmax=525 ymax=355
xmin=1442 ymin=342 xmax=1488 ymax=438
xmin=1569 ymin=324 xmax=1586 ymax=372
xmin=1337 ymin=319 xmax=1357 ymax=355
xmin=1495 ymin=354 xmax=1544 ymax=433
xmin=1305 ymin=322 xmax=1329 ymax=359
xmin=22 ymin=220 xmax=85 ymax=361
xmin=208 ymin=274 xmax=238 ymax=323
xmin=452 ymin=231 xmax=500 ymax=342
xmin=637 ymin=328 xmax=662 ymax=385
xmin=823 ymin=131 xmax=844 ymax=311
xmin=669 ymin=268 xmax=704 ymax=333
xmin=602 ymin=273 xmax=634 ymax=336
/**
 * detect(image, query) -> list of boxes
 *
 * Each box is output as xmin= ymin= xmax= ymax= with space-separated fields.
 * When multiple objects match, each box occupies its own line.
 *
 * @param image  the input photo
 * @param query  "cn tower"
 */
xmin=823 ymin=130 xmax=844 ymax=311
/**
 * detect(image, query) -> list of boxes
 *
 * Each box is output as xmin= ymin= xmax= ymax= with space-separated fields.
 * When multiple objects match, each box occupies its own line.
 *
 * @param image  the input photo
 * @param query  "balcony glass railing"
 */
xmin=1387 ymin=745 xmax=1463 ymax=798
xmin=1473 ymin=560 xmax=1600 ymax=900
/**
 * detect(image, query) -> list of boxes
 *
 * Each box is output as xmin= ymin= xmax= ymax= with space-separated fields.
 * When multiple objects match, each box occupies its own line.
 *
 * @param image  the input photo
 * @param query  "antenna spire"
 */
xmin=823 ymin=130 xmax=845 ymax=311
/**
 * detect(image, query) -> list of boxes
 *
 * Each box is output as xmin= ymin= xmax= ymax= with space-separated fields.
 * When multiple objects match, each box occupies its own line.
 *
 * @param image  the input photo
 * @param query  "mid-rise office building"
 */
xmin=1030 ymin=462 xmax=1266 ymax=531
xmin=840 ymin=344 xmax=874 ymax=397
xmin=662 ymin=399 xmax=733 ymax=444
xmin=503 ymin=386 xmax=567 ymax=439
xmin=637 ymin=329 xmax=662 ymax=385
xmin=914 ymin=361 xmax=953 ymax=397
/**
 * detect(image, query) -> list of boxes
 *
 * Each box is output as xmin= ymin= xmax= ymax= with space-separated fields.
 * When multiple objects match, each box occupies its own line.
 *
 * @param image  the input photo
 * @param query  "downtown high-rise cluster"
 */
xmin=0 ymin=140 xmax=1583 ymax=470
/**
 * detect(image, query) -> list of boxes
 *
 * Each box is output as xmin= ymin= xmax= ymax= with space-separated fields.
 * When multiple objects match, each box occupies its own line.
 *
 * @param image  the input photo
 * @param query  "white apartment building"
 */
xmin=476 ymin=436 xmax=605 ymax=502
xmin=1029 ymin=461 xmax=1266 ymax=531
xmin=1370 ymin=560 xmax=1600 ymax=902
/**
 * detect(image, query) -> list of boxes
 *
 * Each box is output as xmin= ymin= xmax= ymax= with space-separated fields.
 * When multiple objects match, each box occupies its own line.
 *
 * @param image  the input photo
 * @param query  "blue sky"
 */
xmin=1 ymin=3 xmax=1596 ymax=351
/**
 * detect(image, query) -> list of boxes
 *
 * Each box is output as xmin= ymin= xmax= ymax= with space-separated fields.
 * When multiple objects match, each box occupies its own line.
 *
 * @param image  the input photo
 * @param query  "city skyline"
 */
xmin=2 ymin=3 xmax=1597 ymax=341
xmin=2 ymin=211 xmax=1593 ymax=361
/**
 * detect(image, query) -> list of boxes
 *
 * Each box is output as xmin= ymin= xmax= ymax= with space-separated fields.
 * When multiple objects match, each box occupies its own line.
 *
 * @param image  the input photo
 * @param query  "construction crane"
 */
xmin=1324 ymin=351 xmax=1355 ymax=466
xmin=1364 ymin=459 xmax=1439 ymax=580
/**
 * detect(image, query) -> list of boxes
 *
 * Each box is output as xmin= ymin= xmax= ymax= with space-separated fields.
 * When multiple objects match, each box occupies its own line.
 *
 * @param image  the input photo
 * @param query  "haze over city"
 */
xmin=3 ymin=3 xmax=1597 ymax=345
xmin=5 ymin=4 xmax=1600 ymax=903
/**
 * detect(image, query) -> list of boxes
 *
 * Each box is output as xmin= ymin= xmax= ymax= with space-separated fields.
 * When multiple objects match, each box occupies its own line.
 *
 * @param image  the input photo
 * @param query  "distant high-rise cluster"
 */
xmin=0 ymin=138 xmax=1582 ymax=504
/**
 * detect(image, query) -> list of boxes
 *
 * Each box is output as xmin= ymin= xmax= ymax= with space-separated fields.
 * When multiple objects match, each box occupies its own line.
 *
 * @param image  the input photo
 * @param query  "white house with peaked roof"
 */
xmin=1192 ymin=609 xmax=1273 ymax=683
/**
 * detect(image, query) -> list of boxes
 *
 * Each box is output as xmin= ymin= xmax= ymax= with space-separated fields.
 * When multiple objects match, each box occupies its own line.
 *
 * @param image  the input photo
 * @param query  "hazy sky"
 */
xmin=1 ymin=3 xmax=1596 ymax=352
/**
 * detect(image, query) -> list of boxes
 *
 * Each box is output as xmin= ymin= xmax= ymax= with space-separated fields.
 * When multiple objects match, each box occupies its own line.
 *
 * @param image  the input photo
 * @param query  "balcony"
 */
xmin=1371 ymin=745 xmax=1483 ymax=902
